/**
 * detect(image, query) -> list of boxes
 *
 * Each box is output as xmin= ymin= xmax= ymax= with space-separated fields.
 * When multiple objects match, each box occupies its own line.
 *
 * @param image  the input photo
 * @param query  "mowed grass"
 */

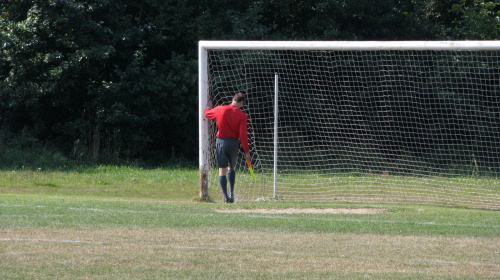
xmin=1 ymin=166 xmax=499 ymax=279
xmin=0 ymin=166 xmax=196 ymax=200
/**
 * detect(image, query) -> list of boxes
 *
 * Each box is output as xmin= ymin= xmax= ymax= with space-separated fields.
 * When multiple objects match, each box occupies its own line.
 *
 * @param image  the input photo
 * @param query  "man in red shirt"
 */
xmin=205 ymin=91 xmax=251 ymax=203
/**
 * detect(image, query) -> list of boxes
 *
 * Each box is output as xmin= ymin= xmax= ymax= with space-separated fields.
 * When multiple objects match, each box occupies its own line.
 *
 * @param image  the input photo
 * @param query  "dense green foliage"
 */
xmin=1 ymin=0 xmax=499 ymax=166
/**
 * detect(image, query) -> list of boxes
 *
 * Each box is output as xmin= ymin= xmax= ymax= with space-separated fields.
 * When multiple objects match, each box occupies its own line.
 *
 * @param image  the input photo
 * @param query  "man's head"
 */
xmin=232 ymin=91 xmax=246 ymax=107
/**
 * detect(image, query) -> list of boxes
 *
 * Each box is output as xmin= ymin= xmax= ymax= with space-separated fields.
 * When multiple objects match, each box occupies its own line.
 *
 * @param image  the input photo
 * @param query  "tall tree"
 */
xmin=0 ymin=0 xmax=199 ymax=162
xmin=1 ymin=0 xmax=499 ymax=165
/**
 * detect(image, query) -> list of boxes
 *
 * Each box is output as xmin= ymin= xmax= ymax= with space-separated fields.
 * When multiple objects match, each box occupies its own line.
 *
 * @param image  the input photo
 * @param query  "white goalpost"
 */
xmin=199 ymin=41 xmax=500 ymax=209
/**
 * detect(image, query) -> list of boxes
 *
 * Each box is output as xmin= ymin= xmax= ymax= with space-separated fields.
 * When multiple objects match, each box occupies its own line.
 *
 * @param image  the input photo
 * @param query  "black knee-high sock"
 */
xmin=219 ymin=176 xmax=228 ymax=200
xmin=227 ymin=170 xmax=235 ymax=197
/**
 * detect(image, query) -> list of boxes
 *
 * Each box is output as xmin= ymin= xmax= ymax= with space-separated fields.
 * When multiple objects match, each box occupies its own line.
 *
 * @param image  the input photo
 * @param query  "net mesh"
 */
xmin=205 ymin=48 xmax=500 ymax=209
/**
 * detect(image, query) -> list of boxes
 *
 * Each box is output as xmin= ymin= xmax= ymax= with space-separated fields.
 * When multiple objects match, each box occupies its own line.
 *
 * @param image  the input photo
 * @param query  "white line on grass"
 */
xmin=1 ymin=237 xmax=496 ymax=269
xmin=171 ymin=245 xmax=285 ymax=255
xmin=0 ymin=204 xmax=158 ymax=214
xmin=2 ymin=204 xmax=498 ymax=229
xmin=0 ymin=238 xmax=103 ymax=244
xmin=67 ymin=207 xmax=158 ymax=214
xmin=0 ymin=204 xmax=47 ymax=208
xmin=244 ymin=214 xmax=500 ymax=229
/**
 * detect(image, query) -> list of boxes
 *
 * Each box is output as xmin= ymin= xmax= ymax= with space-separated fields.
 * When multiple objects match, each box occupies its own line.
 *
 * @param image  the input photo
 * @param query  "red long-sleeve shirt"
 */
xmin=204 ymin=104 xmax=250 ymax=152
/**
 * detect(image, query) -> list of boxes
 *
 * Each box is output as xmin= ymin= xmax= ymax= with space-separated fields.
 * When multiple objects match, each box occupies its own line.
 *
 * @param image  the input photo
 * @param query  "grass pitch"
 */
xmin=0 ymin=166 xmax=499 ymax=279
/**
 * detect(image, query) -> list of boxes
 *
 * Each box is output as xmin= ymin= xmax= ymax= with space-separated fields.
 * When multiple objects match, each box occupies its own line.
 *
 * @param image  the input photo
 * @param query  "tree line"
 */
xmin=1 ymin=0 xmax=499 ymax=167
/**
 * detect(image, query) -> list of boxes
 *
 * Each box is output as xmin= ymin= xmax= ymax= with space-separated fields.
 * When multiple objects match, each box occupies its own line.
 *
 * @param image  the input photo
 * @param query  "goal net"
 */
xmin=199 ymin=41 xmax=500 ymax=209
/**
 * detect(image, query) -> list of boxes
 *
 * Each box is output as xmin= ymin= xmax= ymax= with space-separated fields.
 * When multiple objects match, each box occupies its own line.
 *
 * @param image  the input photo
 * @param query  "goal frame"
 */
xmin=198 ymin=40 xmax=500 ymax=200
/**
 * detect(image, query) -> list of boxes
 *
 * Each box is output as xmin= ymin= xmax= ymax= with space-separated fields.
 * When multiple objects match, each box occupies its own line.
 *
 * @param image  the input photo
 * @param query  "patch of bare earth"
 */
xmin=216 ymin=208 xmax=385 ymax=214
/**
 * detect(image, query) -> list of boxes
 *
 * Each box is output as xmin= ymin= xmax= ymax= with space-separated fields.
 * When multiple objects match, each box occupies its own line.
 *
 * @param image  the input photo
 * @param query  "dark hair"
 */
xmin=233 ymin=91 xmax=246 ymax=103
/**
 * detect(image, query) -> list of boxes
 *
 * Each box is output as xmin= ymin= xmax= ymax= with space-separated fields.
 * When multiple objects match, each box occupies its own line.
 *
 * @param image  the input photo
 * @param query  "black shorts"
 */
xmin=215 ymin=138 xmax=240 ymax=169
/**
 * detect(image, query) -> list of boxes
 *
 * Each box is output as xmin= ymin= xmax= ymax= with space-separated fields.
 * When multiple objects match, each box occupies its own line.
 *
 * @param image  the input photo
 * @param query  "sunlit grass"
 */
xmin=0 ymin=166 xmax=499 ymax=279
xmin=228 ymin=170 xmax=500 ymax=209
xmin=0 ymin=165 xmax=199 ymax=200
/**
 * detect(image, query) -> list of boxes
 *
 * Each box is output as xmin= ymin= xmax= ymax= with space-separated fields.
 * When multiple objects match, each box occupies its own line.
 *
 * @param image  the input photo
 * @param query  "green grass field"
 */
xmin=1 ymin=166 xmax=499 ymax=279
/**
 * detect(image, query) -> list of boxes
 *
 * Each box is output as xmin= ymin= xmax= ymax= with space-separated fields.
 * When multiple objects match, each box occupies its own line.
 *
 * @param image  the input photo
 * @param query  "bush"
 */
xmin=0 ymin=129 xmax=69 ymax=170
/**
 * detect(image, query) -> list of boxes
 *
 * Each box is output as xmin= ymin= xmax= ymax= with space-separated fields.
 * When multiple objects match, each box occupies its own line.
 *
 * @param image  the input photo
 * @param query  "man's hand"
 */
xmin=244 ymin=152 xmax=250 ymax=161
xmin=206 ymin=100 xmax=213 ymax=109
